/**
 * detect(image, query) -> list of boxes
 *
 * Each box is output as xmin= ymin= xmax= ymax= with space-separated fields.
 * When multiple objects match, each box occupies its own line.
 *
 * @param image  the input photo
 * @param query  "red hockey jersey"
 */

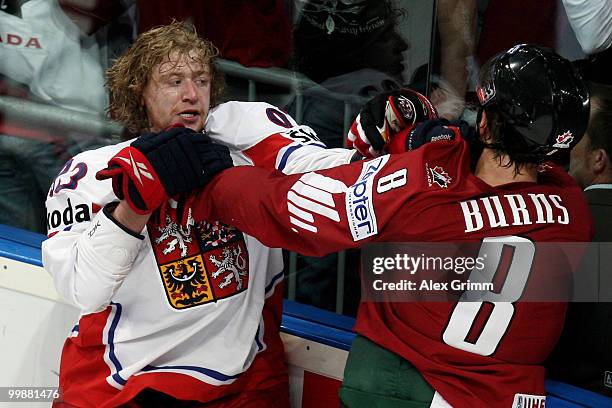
xmin=191 ymin=136 xmax=593 ymax=407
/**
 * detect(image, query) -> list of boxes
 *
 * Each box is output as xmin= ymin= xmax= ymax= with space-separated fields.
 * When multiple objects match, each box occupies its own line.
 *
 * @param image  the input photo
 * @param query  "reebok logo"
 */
xmin=287 ymin=172 xmax=347 ymax=233
xmin=430 ymin=133 xmax=453 ymax=143
xmin=118 ymin=152 xmax=154 ymax=185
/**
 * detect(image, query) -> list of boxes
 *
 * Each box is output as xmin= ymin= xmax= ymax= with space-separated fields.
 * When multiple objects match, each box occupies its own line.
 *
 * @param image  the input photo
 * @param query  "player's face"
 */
xmin=143 ymin=50 xmax=211 ymax=132
xmin=569 ymin=133 xmax=593 ymax=189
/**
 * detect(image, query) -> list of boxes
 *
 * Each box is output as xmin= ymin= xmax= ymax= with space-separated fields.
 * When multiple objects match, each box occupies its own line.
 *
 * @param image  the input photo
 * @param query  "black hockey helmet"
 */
xmin=476 ymin=44 xmax=590 ymax=158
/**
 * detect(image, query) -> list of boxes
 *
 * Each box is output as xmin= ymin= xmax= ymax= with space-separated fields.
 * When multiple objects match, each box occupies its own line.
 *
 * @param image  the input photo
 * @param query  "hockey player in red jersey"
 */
xmin=178 ymin=45 xmax=593 ymax=407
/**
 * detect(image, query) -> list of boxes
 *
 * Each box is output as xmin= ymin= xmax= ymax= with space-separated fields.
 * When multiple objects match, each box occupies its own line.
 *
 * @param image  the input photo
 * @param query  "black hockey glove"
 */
xmin=96 ymin=127 xmax=233 ymax=214
xmin=405 ymin=119 xmax=477 ymax=151
xmin=347 ymin=88 xmax=439 ymax=157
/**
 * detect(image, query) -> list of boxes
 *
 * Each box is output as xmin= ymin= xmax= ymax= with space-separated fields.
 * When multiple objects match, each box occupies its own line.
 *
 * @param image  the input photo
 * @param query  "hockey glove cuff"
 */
xmin=96 ymin=146 xmax=166 ymax=214
xmin=346 ymin=88 xmax=439 ymax=158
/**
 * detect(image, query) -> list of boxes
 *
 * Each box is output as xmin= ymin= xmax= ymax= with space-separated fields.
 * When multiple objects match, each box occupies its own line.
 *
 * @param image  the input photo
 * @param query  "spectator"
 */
xmin=430 ymin=0 xmax=477 ymax=120
xmin=1 ymin=0 xmax=136 ymax=113
xmin=0 ymin=0 xmax=136 ymax=232
xmin=186 ymin=44 xmax=592 ymax=407
xmin=547 ymin=81 xmax=612 ymax=396
xmin=290 ymin=0 xmax=478 ymax=140
xmin=561 ymin=0 xmax=612 ymax=56
xmin=290 ymin=0 xmax=410 ymax=147
xmin=561 ymin=0 xmax=612 ymax=85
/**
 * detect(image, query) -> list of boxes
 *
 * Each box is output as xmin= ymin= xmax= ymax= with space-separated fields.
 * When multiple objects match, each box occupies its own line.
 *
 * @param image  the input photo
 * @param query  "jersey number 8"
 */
xmin=442 ymin=236 xmax=535 ymax=356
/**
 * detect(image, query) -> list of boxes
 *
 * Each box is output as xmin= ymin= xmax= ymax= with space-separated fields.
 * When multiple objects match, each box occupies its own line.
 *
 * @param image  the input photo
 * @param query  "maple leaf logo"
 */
xmin=426 ymin=164 xmax=452 ymax=188
xmin=553 ymin=131 xmax=574 ymax=149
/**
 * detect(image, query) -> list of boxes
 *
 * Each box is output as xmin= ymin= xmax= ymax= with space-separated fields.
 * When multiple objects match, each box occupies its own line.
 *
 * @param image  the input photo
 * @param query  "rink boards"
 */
xmin=0 ymin=224 xmax=610 ymax=408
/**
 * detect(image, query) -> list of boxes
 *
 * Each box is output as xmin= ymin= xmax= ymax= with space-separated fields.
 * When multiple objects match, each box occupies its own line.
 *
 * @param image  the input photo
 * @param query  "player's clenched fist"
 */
xmin=96 ymin=126 xmax=233 ymax=214
xmin=346 ymin=88 xmax=438 ymax=158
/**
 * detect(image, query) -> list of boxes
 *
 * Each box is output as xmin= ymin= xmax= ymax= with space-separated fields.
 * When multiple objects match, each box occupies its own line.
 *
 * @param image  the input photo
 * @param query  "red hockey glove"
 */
xmin=346 ymin=88 xmax=438 ymax=158
xmin=96 ymin=127 xmax=233 ymax=214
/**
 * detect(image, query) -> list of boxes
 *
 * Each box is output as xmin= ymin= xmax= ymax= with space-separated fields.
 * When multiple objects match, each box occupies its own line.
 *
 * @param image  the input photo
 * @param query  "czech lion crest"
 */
xmin=148 ymin=207 xmax=249 ymax=310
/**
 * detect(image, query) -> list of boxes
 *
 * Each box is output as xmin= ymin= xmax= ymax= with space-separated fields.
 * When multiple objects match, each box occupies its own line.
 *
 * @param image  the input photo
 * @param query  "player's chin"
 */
xmin=175 ymin=117 xmax=204 ymax=132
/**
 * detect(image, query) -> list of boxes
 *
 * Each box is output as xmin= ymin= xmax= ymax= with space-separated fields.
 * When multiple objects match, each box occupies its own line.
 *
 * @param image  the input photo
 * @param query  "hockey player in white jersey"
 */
xmin=42 ymin=21 xmax=364 ymax=407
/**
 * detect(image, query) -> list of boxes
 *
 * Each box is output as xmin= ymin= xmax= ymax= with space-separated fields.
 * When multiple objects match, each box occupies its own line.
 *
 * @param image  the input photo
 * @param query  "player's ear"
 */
xmin=140 ymin=98 xmax=155 ymax=133
xmin=591 ymin=147 xmax=608 ymax=175
xmin=478 ymin=111 xmax=491 ymax=143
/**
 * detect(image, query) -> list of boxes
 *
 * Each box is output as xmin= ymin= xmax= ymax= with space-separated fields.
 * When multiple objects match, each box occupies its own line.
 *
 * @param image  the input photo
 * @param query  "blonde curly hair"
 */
xmin=106 ymin=21 xmax=224 ymax=135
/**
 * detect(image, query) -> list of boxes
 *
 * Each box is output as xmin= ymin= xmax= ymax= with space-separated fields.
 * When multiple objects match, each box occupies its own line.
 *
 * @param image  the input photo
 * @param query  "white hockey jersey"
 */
xmin=42 ymin=101 xmax=354 ymax=407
